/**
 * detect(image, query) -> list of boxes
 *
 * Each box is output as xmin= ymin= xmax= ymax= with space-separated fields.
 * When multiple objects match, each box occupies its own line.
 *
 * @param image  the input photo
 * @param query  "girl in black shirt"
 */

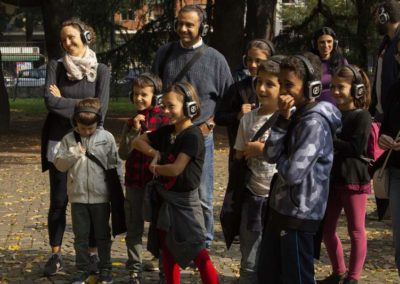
xmin=320 ymin=65 xmax=371 ymax=284
xmin=133 ymin=82 xmax=219 ymax=284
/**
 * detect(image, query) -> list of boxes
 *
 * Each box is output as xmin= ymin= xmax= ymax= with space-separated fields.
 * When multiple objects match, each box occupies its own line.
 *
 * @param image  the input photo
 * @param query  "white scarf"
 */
xmin=62 ymin=47 xmax=98 ymax=82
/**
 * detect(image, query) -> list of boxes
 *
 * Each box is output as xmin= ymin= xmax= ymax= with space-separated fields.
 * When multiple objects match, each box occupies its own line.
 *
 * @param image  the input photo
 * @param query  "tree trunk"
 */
xmin=210 ymin=0 xmax=246 ymax=70
xmin=245 ymin=0 xmax=277 ymax=43
xmin=40 ymin=0 xmax=74 ymax=60
xmin=355 ymin=0 xmax=374 ymax=69
xmin=0 ymin=51 xmax=10 ymax=134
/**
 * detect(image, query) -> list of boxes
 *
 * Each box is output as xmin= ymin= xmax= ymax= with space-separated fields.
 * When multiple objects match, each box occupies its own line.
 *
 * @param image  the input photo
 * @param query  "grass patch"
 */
xmin=9 ymin=97 xmax=135 ymax=117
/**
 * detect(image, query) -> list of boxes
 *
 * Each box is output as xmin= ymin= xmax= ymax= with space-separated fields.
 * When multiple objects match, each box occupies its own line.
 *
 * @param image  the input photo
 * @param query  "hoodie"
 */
xmin=264 ymin=101 xmax=342 ymax=232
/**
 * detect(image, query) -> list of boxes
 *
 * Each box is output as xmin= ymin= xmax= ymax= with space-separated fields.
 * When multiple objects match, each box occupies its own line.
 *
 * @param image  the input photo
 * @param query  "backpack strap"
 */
xmin=173 ymin=44 xmax=208 ymax=83
xmin=250 ymin=112 xmax=279 ymax=142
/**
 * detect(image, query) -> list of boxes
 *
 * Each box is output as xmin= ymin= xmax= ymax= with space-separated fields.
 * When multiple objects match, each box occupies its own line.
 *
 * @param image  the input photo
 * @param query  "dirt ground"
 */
xmin=0 ymin=112 xmax=399 ymax=283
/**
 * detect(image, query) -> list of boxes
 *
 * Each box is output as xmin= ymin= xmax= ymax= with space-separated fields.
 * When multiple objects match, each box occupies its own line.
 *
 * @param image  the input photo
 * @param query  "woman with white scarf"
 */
xmin=40 ymin=18 xmax=110 ymax=278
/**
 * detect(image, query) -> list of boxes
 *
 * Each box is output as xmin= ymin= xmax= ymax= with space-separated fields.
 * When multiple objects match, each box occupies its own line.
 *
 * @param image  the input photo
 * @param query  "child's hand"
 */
xmin=238 ymin=103 xmax=255 ymax=119
xmin=132 ymin=114 xmax=146 ymax=130
xmin=244 ymin=141 xmax=264 ymax=159
xmin=49 ymin=85 xmax=61 ymax=97
xmin=77 ymin=142 xmax=86 ymax=155
xmin=278 ymin=95 xmax=294 ymax=119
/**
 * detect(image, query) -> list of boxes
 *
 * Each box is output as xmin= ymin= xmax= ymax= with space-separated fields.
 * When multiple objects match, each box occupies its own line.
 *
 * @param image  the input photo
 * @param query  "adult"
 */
xmin=370 ymin=0 xmax=400 ymax=122
xmin=152 ymin=4 xmax=233 ymax=247
xmin=311 ymin=27 xmax=347 ymax=105
xmin=378 ymin=40 xmax=400 ymax=279
xmin=41 ymin=18 xmax=110 ymax=276
xmin=370 ymin=0 xmax=400 ymax=221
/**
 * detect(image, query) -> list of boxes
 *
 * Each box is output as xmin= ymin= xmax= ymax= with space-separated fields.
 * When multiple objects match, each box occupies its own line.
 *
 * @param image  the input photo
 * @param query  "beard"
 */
xmin=376 ymin=23 xmax=388 ymax=35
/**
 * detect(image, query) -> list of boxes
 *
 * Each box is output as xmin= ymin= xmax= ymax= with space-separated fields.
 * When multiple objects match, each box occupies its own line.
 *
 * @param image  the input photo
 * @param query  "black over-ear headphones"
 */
xmin=294 ymin=55 xmax=322 ymax=100
xmin=73 ymin=106 xmax=101 ymax=126
xmin=243 ymin=39 xmax=275 ymax=67
xmin=73 ymin=21 xmax=92 ymax=45
xmin=311 ymin=27 xmax=338 ymax=51
xmin=129 ymin=73 xmax=163 ymax=106
xmin=174 ymin=5 xmax=210 ymax=37
xmin=345 ymin=65 xmax=366 ymax=99
xmin=175 ymin=82 xmax=199 ymax=118
xmin=377 ymin=5 xmax=390 ymax=24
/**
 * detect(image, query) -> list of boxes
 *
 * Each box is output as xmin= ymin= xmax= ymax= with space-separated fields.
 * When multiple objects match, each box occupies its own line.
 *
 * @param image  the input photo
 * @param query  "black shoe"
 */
xmin=142 ymin=257 xmax=159 ymax=272
xmin=98 ymin=269 xmax=113 ymax=284
xmin=317 ymin=273 xmax=346 ymax=284
xmin=71 ymin=270 xmax=91 ymax=284
xmin=43 ymin=254 xmax=64 ymax=276
xmin=89 ymin=254 xmax=99 ymax=275
xmin=128 ymin=272 xmax=142 ymax=284
xmin=342 ymin=278 xmax=358 ymax=284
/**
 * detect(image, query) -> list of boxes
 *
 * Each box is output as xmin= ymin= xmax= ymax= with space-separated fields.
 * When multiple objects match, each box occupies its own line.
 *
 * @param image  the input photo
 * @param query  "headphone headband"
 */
xmin=74 ymin=106 xmax=100 ymax=116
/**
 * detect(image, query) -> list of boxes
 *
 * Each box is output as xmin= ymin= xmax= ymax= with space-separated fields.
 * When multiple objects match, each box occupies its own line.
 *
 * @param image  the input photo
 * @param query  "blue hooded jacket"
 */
xmin=264 ymin=101 xmax=342 ymax=232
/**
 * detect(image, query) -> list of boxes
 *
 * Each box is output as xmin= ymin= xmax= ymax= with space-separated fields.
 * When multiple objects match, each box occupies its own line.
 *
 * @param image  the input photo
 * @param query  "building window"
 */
xmin=121 ymin=9 xmax=135 ymax=20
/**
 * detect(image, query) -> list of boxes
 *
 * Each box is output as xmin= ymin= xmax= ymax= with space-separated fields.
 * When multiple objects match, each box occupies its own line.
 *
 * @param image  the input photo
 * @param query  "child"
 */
xmin=258 ymin=53 xmax=342 ymax=283
xmin=233 ymin=57 xmax=281 ymax=283
xmin=54 ymin=98 xmax=119 ymax=284
xmin=118 ymin=73 xmax=168 ymax=284
xmin=133 ymin=82 xmax=219 ymax=284
xmin=318 ymin=65 xmax=372 ymax=284
xmin=215 ymin=39 xmax=275 ymax=171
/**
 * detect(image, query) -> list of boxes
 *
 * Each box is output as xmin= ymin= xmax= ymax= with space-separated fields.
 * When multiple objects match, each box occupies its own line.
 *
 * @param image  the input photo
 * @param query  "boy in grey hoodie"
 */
xmin=54 ymin=98 xmax=121 ymax=284
xmin=258 ymin=53 xmax=342 ymax=284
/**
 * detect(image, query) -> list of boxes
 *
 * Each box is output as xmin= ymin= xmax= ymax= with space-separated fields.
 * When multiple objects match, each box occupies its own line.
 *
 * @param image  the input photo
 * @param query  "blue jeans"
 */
xmin=389 ymin=168 xmax=400 ymax=270
xmin=258 ymin=224 xmax=316 ymax=284
xmin=239 ymin=198 xmax=263 ymax=284
xmin=199 ymin=131 xmax=214 ymax=246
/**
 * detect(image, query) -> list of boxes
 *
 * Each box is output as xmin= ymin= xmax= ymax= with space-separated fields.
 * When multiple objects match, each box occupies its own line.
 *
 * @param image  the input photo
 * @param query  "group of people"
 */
xmin=39 ymin=1 xmax=400 ymax=284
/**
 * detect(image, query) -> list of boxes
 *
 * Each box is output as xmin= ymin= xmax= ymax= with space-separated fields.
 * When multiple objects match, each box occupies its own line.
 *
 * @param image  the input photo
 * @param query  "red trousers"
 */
xmin=159 ymin=230 xmax=219 ymax=284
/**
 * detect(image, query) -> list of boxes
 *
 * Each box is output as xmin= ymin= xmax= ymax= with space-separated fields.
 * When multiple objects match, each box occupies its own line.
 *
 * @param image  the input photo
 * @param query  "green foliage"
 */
xmin=9 ymin=97 xmax=134 ymax=117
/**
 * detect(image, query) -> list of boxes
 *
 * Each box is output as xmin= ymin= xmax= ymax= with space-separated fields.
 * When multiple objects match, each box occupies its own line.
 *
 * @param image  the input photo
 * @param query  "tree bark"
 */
xmin=210 ymin=0 xmax=246 ymax=70
xmin=245 ymin=0 xmax=277 ymax=43
xmin=0 ymin=51 xmax=10 ymax=134
xmin=40 ymin=0 xmax=74 ymax=60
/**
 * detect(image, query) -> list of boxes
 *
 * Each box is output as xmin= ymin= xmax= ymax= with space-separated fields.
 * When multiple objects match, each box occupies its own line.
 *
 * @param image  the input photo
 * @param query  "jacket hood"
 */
xmin=300 ymin=101 xmax=342 ymax=135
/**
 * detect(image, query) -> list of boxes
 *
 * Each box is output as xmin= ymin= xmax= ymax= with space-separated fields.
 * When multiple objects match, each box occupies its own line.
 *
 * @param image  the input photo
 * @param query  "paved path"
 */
xmin=0 ymin=135 xmax=399 ymax=283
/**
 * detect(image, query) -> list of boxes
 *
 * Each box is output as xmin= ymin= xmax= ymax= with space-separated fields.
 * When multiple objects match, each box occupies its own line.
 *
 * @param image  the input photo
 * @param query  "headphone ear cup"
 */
xmin=82 ymin=30 xmax=92 ymax=44
xmin=185 ymin=101 xmax=199 ymax=118
xmin=200 ymin=23 xmax=209 ymax=37
xmin=311 ymin=39 xmax=315 ymax=50
xmin=333 ymin=40 xmax=339 ymax=50
xmin=351 ymin=84 xmax=366 ymax=99
xmin=174 ymin=19 xmax=178 ymax=33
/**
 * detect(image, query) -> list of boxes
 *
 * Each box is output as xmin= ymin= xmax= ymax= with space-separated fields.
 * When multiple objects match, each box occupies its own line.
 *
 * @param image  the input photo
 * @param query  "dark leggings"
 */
xmin=48 ymin=163 xmax=96 ymax=247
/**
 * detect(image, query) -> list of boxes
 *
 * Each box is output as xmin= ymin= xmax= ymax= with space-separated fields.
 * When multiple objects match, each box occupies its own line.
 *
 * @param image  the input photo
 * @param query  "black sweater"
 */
xmin=214 ymin=76 xmax=258 ymax=148
xmin=331 ymin=109 xmax=372 ymax=185
xmin=41 ymin=59 xmax=110 ymax=172
xmin=381 ymin=80 xmax=400 ymax=169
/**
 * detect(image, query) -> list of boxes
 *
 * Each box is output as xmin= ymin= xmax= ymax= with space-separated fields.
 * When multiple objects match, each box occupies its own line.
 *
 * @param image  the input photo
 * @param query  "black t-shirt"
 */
xmin=147 ymin=125 xmax=205 ymax=192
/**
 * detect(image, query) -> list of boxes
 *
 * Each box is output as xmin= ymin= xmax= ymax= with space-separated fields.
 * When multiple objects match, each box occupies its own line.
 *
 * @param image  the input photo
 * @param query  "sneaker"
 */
xmin=43 ymin=254 xmax=63 ymax=276
xmin=98 ymin=269 xmax=113 ymax=284
xmin=342 ymin=278 xmax=358 ymax=284
xmin=142 ymin=257 xmax=159 ymax=272
xmin=89 ymin=254 xmax=100 ymax=275
xmin=128 ymin=272 xmax=142 ymax=284
xmin=71 ymin=270 xmax=91 ymax=284
xmin=317 ymin=273 xmax=346 ymax=284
